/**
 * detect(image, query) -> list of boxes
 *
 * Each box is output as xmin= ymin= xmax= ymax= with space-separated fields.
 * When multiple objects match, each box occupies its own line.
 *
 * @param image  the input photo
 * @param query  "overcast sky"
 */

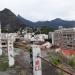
xmin=0 ymin=0 xmax=75 ymax=22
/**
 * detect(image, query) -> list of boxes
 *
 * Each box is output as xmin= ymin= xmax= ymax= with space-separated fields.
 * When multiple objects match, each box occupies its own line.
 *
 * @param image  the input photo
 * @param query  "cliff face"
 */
xmin=0 ymin=8 xmax=25 ymax=33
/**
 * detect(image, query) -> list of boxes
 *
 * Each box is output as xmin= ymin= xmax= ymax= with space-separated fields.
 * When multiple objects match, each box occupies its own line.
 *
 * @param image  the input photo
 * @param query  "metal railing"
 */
xmin=38 ymin=56 xmax=74 ymax=75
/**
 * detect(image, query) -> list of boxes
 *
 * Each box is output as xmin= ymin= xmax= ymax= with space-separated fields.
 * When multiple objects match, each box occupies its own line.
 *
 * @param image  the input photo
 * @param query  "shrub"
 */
xmin=68 ymin=59 xmax=75 ymax=67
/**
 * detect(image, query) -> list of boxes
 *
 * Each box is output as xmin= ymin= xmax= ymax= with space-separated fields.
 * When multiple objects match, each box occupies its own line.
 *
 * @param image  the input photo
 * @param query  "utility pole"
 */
xmin=32 ymin=45 xmax=42 ymax=75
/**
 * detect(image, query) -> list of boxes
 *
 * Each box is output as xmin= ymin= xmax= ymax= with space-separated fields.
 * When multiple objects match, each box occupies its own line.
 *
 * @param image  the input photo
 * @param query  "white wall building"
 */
xmin=49 ymin=28 xmax=75 ymax=50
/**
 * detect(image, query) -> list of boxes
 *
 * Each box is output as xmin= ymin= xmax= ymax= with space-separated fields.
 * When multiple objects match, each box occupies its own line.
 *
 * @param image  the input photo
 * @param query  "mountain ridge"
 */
xmin=0 ymin=8 xmax=75 ymax=33
xmin=17 ymin=15 xmax=75 ymax=29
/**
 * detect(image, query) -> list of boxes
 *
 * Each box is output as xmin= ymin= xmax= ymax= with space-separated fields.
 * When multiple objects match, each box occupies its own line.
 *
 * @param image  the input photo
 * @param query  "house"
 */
xmin=62 ymin=49 xmax=75 ymax=56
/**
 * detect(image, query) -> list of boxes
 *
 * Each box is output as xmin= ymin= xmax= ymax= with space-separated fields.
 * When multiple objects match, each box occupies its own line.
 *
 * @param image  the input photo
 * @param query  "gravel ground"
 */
xmin=0 ymin=72 xmax=9 ymax=75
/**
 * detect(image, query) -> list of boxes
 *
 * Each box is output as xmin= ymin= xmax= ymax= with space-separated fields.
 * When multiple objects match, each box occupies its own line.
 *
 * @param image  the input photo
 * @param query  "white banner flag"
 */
xmin=0 ymin=23 xmax=2 ymax=56
xmin=0 ymin=39 xmax=2 ymax=56
xmin=32 ymin=45 xmax=42 ymax=75
xmin=7 ymin=34 xmax=14 ymax=67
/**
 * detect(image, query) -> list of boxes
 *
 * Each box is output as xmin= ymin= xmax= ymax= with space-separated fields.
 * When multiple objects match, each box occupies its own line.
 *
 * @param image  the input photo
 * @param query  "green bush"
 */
xmin=52 ymin=58 xmax=61 ymax=65
xmin=0 ymin=61 xmax=8 ymax=71
xmin=0 ymin=56 xmax=9 ymax=71
xmin=68 ymin=59 xmax=75 ymax=67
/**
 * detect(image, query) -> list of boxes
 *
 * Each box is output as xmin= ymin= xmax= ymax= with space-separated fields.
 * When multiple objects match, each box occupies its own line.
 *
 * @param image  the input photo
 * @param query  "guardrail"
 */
xmin=38 ymin=56 xmax=74 ymax=75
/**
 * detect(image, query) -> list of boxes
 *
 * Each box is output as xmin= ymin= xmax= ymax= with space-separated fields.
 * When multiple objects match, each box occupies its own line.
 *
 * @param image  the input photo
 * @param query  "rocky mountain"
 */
xmin=17 ymin=15 xmax=34 ymax=27
xmin=0 ymin=8 xmax=75 ymax=33
xmin=17 ymin=15 xmax=75 ymax=29
xmin=0 ymin=8 xmax=25 ymax=33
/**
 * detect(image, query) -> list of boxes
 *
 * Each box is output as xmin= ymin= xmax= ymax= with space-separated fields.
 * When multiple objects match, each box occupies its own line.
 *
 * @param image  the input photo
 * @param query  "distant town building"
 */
xmin=49 ymin=27 xmax=75 ymax=50
xmin=24 ymin=33 xmax=35 ymax=40
xmin=22 ymin=27 xmax=33 ymax=34
xmin=34 ymin=34 xmax=48 ymax=41
xmin=24 ymin=33 xmax=48 ymax=42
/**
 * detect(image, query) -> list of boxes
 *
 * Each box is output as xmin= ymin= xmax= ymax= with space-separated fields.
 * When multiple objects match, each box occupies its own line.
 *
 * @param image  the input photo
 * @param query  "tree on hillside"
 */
xmin=41 ymin=26 xmax=55 ymax=34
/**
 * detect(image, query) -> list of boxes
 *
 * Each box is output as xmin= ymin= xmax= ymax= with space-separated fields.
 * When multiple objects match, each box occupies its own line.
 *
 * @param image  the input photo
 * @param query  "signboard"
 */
xmin=0 ymin=23 xmax=2 ymax=56
xmin=32 ymin=45 xmax=42 ymax=75
xmin=7 ymin=34 xmax=14 ymax=67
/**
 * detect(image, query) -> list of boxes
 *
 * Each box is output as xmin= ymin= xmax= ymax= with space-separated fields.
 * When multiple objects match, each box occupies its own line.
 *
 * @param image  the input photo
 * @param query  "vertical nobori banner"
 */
xmin=0 ymin=22 xmax=2 ymax=56
xmin=32 ymin=45 xmax=42 ymax=75
xmin=7 ymin=34 xmax=15 ymax=67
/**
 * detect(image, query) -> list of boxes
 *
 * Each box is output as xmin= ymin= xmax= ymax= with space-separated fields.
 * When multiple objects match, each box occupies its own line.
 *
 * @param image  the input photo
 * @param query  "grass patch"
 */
xmin=48 ymin=54 xmax=61 ymax=65
xmin=52 ymin=58 xmax=61 ymax=65
xmin=0 ymin=55 xmax=9 ymax=71
xmin=68 ymin=59 xmax=75 ymax=67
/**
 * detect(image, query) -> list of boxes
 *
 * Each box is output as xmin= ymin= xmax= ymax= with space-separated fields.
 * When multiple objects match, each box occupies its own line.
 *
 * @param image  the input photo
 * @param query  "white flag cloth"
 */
xmin=0 ymin=39 xmax=2 ymax=56
xmin=0 ymin=24 xmax=2 ymax=56
xmin=7 ymin=34 xmax=14 ymax=67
